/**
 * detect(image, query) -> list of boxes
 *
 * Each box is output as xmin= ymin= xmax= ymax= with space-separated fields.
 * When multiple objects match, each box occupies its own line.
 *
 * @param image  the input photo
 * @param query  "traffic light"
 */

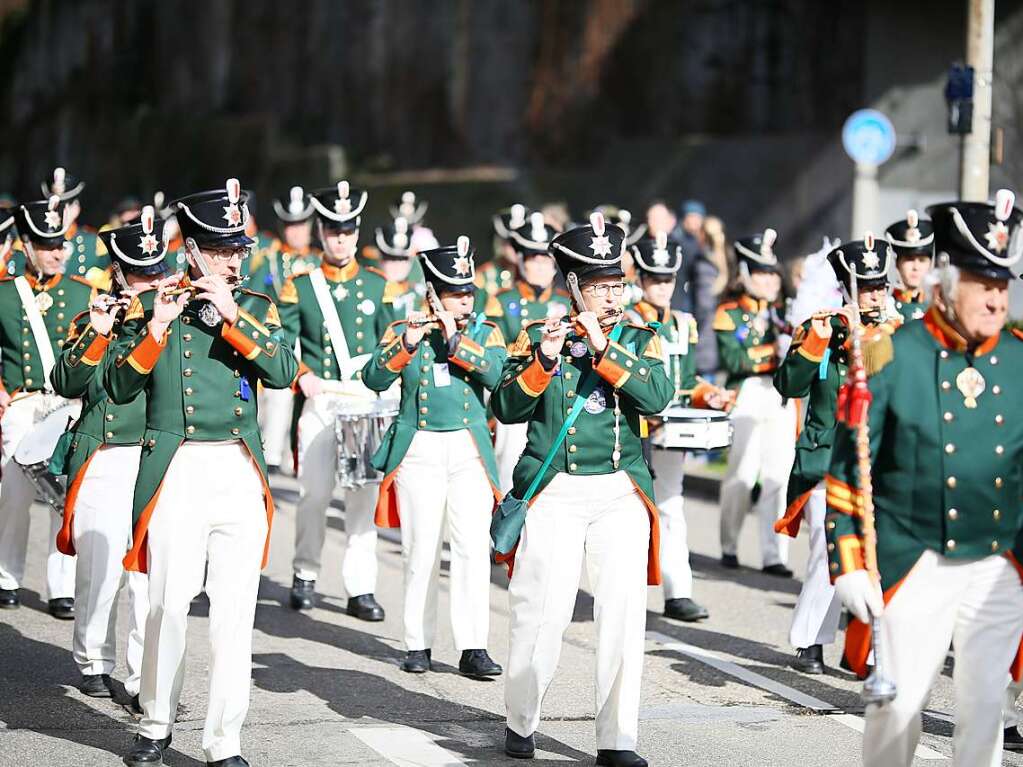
xmin=945 ymin=64 xmax=974 ymax=135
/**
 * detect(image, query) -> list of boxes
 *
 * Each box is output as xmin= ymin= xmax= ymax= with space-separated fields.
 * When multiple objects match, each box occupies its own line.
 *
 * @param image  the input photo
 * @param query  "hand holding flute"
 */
xmin=89 ymin=293 xmax=131 ymax=336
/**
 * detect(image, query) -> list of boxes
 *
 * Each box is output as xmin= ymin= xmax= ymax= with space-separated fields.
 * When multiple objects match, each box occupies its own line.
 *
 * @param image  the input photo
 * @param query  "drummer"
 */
xmin=50 ymin=206 xmax=170 ymax=707
xmin=773 ymin=234 xmax=901 ymax=675
xmin=363 ymin=236 xmax=506 ymax=677
xmin=486 ymin=212 xmax=570 ymax=493
xmin=627 ymin=232 xmax=730 ymax=623
xmin=278 ymin=181 xmax=394 ymax=619
xmin=0 ymin=195 xmax=95 ymax=618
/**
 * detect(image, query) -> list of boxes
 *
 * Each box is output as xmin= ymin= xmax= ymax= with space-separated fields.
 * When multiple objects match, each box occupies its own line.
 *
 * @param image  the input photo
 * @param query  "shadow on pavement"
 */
xmin=0 ymin=623 xmax=203 ymax=766
xmin=252 ymin=651 xmax=593 ymax=765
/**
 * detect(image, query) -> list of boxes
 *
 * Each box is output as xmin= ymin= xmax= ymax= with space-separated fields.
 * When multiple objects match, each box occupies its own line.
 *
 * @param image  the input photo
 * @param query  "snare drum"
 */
xmin=334 ymin=398 xmax=400 ymax=489
xmin=14 ymin=402 xmax=80 ymax=514
xmin=649 ymin=406 xmax=732 ymax=452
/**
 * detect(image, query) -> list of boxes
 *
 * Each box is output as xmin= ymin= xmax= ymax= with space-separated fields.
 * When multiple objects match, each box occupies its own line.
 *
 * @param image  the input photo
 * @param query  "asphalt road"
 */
xmin=1 ymin=467 xmax=1020 ymax=766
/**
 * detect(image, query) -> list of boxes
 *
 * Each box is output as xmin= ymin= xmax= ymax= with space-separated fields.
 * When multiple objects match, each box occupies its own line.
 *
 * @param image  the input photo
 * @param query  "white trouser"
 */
xmin=0 ymin=394 xmax=77 ymax=597
xmin=494 ymin=421 xmax=528 ymax=496
xmin=719 ymin=376 xmax=795 ymax=567
xmin=1005 ymin=677 xmax=1022 ymax=729
xmin=506 ymin=472 xmax=650 ymax=751
xmin=139 ymin=442 xmax=266 ymax=762
xmin=863 ymin=550 xmax=1023 ymax=767
xmin=257 ymin=386 xmax=293 ymax=468
xmin=394 ymin=430 xmax=492 ymax=651
xmin=294 ymin=391 xmax=377 ymax=595
xmin=650 ymin=447 xmax=692 ymax=600
xmin=788 ymin=484 xmax=841 ymax=649
xmin=72 ymin=444 xmax=148 ymax=695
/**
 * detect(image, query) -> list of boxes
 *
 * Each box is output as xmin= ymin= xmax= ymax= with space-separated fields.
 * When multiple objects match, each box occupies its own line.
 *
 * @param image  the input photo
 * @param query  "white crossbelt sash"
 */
xmin=308 ymin=267 xmax=371 ymax=382
xmin=13 ymin=276 xmax=56 ymax=392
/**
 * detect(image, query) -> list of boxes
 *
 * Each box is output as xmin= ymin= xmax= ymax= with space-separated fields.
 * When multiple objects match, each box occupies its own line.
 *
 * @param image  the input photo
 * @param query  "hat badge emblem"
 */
xmin=453 ymin=255 xmax=471 ymax=276
xmin=861 ymin=231 xmax=880 ymax=269
xmin=589 ymin=211 xmax=612 ymax=257
xmin=453 ymin=235 xmax=472 ymax=276
xmin=985 ymin=220 xmax=1010 ymax=253
xmin=43 ymin=209 xmax=61 ymax=231
xmin=139 ymin=206 xmax=159 ymax=255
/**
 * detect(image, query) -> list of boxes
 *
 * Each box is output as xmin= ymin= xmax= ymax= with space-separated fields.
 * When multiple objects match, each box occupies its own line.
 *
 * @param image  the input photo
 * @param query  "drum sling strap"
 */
xmin=14 ymin=275 xmax=56 ymax=392
xmin=490 ymin=323 xmax=624 ymax=555
xmin=308 ymin=267 xmax=371 ymax=381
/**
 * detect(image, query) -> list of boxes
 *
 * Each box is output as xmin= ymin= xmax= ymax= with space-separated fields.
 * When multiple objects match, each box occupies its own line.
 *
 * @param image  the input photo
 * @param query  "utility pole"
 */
xmin=960 ymin=0 xmax=995 ymax=201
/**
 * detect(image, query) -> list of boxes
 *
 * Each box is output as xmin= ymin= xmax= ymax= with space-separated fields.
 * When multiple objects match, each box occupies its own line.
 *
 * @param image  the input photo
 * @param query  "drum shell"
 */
xmin=333 ymin=400 xmax=399 ymax=489
xmin=649 ymin=406 xmax=733 ymax=451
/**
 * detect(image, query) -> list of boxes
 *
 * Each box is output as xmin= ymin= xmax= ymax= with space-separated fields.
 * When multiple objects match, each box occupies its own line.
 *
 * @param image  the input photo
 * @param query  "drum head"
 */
xmin=659 ymin=406 xmax=729 ymax=423
xmin=14 ymin=404 xmax=79 ymax=465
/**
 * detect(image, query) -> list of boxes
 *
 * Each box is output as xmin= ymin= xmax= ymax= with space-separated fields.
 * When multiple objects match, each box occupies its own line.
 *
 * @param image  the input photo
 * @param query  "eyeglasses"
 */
xmin=205 ymin=247 xmax=250 ymax=262
xmin=583 ymin=282 xmax=626 ymax=297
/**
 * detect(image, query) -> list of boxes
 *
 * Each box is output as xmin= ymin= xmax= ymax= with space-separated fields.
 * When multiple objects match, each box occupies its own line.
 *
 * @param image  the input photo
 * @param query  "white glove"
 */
xmin=834 ymin=570 xmax=884 ymax=623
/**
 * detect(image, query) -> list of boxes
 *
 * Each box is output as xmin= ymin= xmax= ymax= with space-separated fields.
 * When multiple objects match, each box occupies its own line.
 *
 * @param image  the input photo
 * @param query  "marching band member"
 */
xmin=826 ymin=190 xmax=1023 ymax=766
xmin=476 ymin=204 xmax=528 ymax=310
xmin=0 ymin=195 xmax=95 ymax=618
xmin=628 ymin=232 xmax=730 ymax=623
xmin=773 ymin=235 xmax=900 ymax=675
xmin=50 ymin=207 xmax=169 ymax=706
xmin=885 ymin=210 xmax=934 ymax=322
xmin=488 ymin=212 xmax=570 ymax=493
xmin=494 ymin=213 xmax=672 ymax=767
xmin=110 ymin=180 xmax=298 ymax=767
xmin=40 ymin=166 xmax=107 ymax=285
xmin=363 ymin=237 xmax=506 ymax=677
xmin=715 ymin=229 xmax=796 ymax=576
xmin=278 ymin=181 xmax=393 ymax=619
xmin=375 ymin=216 xmax=426 ymax=320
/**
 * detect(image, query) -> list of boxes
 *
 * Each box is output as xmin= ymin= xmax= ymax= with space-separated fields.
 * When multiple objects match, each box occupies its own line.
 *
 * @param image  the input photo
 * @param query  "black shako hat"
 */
xmin=14 ymin=195 xmax=71 ymax=246
xmin=99 ymin=205 xmax=172 ymax=277
xmin=826 ymin=232 xmax=892 ymax=291
xmin=310 ymin=181 xmax=367 ymax=233
xmin=389 ymin=190 xmax=428 ymax=225
xmin=885 ymin=209 xmax=935 ymax=260
xmin=493 ymin=204 xmax=530 ymax=240
xmin=376 ymin=216 xmax=414 ymax=259
xmin=273 ymin=186 xmax=314 ymax=224
xmin=926 ymin=189 xmax=1023 ymax=280
xmin=509 ymin=212 xmax=558 ymax=257
xmin=734 ymin=228 xmax=782 ymax=274
xmin=40 ymin=166 xmax=85 ymax=202
xmin=173 ymin=178 xmax=255 ymax=249
xmin=550 ymin=211 xmax=626 ymax=288
xmin=631 ymin=232 xmax=683 ymax=278
xmin=419 ymin=236 xmax=477 ymax=295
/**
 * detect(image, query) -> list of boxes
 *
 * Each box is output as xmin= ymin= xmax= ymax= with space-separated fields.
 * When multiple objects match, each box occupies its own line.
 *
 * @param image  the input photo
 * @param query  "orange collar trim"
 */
xmin=923 ymin=305 xmax=1000 ymax=356
xmin=25 ymin=272 xmax=62 ymax=291
xmin=321 ymin=260 xmax=359 ymax=282
xmin=516 ymin=280 xmax=553 ymax=303
xmin=64 ymin=222 xmax=78 ymax=240
xmin=738 ymin=294 xmax=766 ymax=313
xmin=893 ymin=287 xmax=923 ymax=303
xmin=634 ymin=300 xmax=668 ymax=324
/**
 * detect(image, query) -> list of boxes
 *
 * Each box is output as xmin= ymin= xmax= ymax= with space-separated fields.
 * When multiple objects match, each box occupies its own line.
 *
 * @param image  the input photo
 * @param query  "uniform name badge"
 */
xmin=956 ymin=366 xmax=985 ymax=409
xmin=432 ymin=363 xmax=451 ymax=388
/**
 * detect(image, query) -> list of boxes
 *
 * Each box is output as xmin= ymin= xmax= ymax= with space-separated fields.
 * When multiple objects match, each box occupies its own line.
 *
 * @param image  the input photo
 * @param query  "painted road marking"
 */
xmin=348 ymin=725 xmax=467 ymax=766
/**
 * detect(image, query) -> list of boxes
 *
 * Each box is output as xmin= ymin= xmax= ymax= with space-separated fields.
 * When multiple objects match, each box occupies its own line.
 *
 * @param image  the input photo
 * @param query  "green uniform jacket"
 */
xmin=362 ymin=317 xmax=508 ymax=527
xmin=491 ymin=320 xmax=674 ymax=584
xmin=825 ymin=308 xmax=1023 ymax=674
xmin=51 ymin=310 xmax=148 ymax=556
xmin=381 ymin=279 xmax=424 ymax=322
xmin=713 ymin=294 xmax=784 ymax=390
xmin=484 ymin=281 xmax=571 ymax=346
xmin=247 ymin=241 xmax=320 ymax=303
xmin=628 ymin=301 xmax=706 ymax=405
xmin=66 ymin=224 xmax=108 ymax=283
xmin=892 ymin=287 xmax=927 ymax=322
xmin=0 ymin=273 xmax=94 ymax=393
xmin=104 ymin=288 xmax=299 ymax=573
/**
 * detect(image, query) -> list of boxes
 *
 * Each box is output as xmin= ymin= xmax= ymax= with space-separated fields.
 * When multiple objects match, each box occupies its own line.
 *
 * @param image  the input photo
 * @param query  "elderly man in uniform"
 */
xmin=51 ymin=206 xmax=169 ymax=707
xmin=111 ymin=179 xmax=298 ymax=767
xmin=493 ymin=212 xmax=672 ymax=767
xmin=774 ymin=235 xmax=900 ymax=675
xmin=826 ymin=190 xmax=1023 ymax=767
xmin=278 ymin=181 xmax=393 ymax=618
xmin=885 ymin=210 xmax=934 ymax=322
xmin=0 ymin=195 xmax=95 ymax=618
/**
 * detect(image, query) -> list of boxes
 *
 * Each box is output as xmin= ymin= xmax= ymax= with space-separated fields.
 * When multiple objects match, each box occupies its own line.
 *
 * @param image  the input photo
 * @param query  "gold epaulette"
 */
xmin=713 ymin=304 xmax=737 ymax=331
xmin=862 ymin=332 xmax=894 ymax=377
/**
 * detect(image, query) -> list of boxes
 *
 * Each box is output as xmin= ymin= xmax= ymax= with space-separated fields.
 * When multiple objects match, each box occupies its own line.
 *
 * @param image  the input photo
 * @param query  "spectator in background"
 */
xmin=645 ymin=201 xmax=677 ymax=238
xmin=669 ymin=199 xmax=721 ymax=376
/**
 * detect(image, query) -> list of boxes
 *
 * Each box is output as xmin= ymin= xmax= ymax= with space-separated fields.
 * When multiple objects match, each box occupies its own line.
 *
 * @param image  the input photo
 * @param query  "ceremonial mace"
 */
xmin=846 ymin=269 xmax=897 ymax=706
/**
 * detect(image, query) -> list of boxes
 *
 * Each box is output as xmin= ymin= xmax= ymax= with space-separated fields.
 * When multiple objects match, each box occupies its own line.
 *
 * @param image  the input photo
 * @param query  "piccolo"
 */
xmin=406 ymin=311 xmax=476 ymax=328
xmin=555 ymin=307 xmax=625 ymax=329
xmin=163 ymin=275 xmax=249 ymax=297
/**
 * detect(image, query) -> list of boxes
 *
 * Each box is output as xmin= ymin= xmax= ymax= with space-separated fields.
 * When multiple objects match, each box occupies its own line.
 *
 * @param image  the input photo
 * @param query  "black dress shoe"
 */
xmin=0 ymin=587 xmax=18 ymax=609
xmin=596 ymin=749 xmax=648 ymax=766
xmin=792 ymin=645 xmax=825 ymax=675
xmin=347 ymin=593 xmax=385 ymax=621
xmin=289 ymin=576 xmax=316 ymax=610
xmin=208 ymin=757 xmax=249 ymax=766
xmin=762 ymin=563 xmax=793 ymax=578
xmin=48 ymin=597 xmax=75 ymax=620
xmin=79 ymin=673 xmax=113 ymax=697
xmin=402 ymin=649 xmax=432 ymax=673
xmin=664 ymin=598 xmax=709 ymax=622
xmin=720 ymin=554 xmax=739 ymax=569
xmin=1005 ymin=726 xmax=1023 ymax=751
xmin=504 ymin=727 xmax=535 ymax=759
xmin=459 ymin=649 xmax=503 ymax=678
xmin=123 ymin=734 xmax=171 ymax=766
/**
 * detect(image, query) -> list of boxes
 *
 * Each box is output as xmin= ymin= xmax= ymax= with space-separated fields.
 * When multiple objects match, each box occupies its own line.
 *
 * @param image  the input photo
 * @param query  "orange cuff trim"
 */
xmin=796 ymin=331 xmax=830 ymax=362
xmin=837 ymin=534 xmax=866 ymax=574
xmin=385 ymin=338 xmax=414 ymax=373
xmin=516 ymin=355 xmax=554 ymax=397
xmin=81 ymin=333 xmax=110 ymax=366
xmin=460 ymin=337 xmax=485 ymax=357
xmin=748 ymin=343 xmax=775 ymax=361
xmin=126 ymin=330 xmax=167 ymax=375
xmin=237 ymin=308 xmax=270 ymax=336
xmin=221 ymin=321 xmax=262 ymax=361
xmin=689 ymin=381 xmax=716 ymax=409
xmin=593 ymin=341 xmax=634 ymax=389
